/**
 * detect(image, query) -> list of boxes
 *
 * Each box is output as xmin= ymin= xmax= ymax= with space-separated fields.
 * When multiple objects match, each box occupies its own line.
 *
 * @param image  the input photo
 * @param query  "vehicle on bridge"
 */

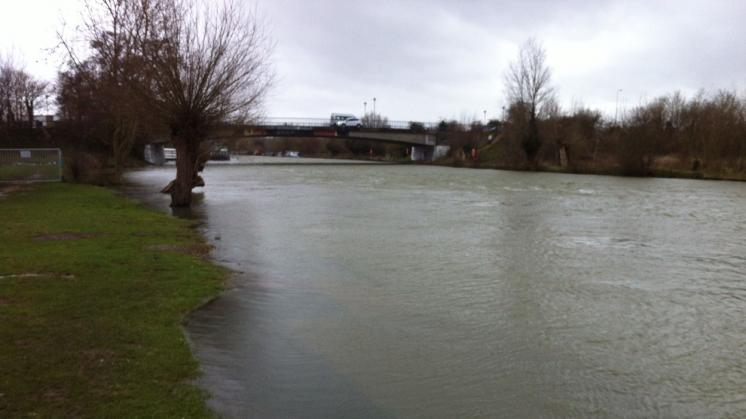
xmin=330 ymin=113 xmax=362 ymax=128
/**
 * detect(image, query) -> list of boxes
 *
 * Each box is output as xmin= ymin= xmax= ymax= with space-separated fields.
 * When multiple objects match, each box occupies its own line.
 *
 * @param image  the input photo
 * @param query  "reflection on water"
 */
xmin=124 ymin=163 xmax=746 ymax=418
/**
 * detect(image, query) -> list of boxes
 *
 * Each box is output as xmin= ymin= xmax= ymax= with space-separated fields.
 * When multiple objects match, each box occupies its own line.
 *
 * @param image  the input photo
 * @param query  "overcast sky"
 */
xmin=2 ymin=0 xmax=744 ymax=121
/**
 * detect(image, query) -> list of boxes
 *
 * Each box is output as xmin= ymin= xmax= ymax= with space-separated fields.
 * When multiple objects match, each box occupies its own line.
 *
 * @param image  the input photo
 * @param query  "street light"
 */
xmin=502 ymin=106 xmax=506 ymax=121
xmin=483 ymin=110 xmax=487 ymax=124
xmin=373 ymin=97 xmax=376 ymax=114
xmin=615 ymin=89 xmax=623 ymax=125
xmin=364 ymin=101 xmax=367 ymax=115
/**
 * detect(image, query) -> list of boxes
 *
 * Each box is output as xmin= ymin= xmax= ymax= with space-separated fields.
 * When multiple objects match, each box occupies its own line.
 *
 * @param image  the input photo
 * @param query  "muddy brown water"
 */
xmin=123 ymin=159 xmax=746 ymax=418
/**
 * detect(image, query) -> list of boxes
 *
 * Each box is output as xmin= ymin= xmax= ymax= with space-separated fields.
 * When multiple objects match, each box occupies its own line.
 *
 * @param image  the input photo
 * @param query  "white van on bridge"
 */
xmin=330 ymin=113 xmax=362 ymax=128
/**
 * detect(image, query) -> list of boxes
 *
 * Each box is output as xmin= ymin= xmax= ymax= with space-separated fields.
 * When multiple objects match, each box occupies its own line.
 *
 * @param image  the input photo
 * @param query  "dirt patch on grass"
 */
xmin=131 ymin=232 xmax=161 ymax=237
xmin=15 ymin=339 xmax=34 ymax=349
xmin=0 ymin=184 xmax=30 ymax=198
xmin=0 ymin=272 xmax=76 ymax=280
xmin=81 ymin=349 xmax=119 ymax=370
xmin=41 ymin=389 xmax=68 ymax=403
xmin=35 ymin=232 xmax=103 ymax=241
xmin=146 ymin=243 xmax=213 ymax=257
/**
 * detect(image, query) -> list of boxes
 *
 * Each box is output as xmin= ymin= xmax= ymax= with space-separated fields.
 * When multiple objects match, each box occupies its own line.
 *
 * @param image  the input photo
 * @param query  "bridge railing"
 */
xmin=382 ymin=120 xmax=440 ymax=130
xmin=258 ymin=117 xmax=330 ymax=128
xmin=256 ymin=117 xmax=439 ymax=131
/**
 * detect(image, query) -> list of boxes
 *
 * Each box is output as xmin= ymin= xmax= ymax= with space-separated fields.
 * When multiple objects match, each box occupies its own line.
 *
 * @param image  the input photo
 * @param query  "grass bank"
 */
xmin=0 ymin=183 xmax=226 ymax=417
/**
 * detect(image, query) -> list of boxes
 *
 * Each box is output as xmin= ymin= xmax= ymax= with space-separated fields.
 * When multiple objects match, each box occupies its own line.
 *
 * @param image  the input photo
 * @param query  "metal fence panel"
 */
xmin=0 ymin=148 xmax=63 ymax=183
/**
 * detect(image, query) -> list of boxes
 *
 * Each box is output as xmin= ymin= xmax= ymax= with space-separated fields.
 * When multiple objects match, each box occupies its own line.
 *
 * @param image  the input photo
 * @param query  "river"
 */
xmin=124 ymin=158 xmax=746 ymax=418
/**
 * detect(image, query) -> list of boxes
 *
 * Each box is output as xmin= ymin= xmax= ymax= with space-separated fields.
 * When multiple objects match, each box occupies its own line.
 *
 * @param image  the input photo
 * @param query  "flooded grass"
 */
xmin=0 ymin=183 xmax=226 ymax=417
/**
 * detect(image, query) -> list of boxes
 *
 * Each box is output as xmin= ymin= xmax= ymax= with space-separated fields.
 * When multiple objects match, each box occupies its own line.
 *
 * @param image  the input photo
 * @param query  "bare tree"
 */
xmin=663 ymin=91 xmax=686 ymax=129
xmin=361 ymin=112 xmax=389 ymax=129
xmin=18 ymin=72 xmax=49 ymax=125
xmin=58 ymin=0 xmax=155 ymax=181
xmin=0 ymin=61 xmax=18 ymax=123
xmin=139 ymin=0 xmax=273 ymax=207
xmin=0 ymin=56 xmax=48 ymax=126
xmin=504 ymin=38 xmax=554 ymax=161
xmin=505 ymin=38 xmax=554 ymax=118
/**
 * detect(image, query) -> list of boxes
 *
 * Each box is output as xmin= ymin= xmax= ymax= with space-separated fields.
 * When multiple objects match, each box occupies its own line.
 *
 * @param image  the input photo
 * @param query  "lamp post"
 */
xmin=373 ymin=97 xmax=376 ymax=115
xmin=364 ymin=101 xmax=367 ymax=115
xmin=615 ymin=89 xmax=623 ymax=125
xmin=502 ymin=106 xmax=506 ymax=121
xmin=483 ymin=110 xmax=487 ymax=124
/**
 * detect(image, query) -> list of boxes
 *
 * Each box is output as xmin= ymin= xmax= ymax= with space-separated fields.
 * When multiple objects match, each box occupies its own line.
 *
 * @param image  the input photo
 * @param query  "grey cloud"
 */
xmin=4 ymin=1 xmax=742 ymax=120
xmin=257 ymin=0 xmax=746 ymax=120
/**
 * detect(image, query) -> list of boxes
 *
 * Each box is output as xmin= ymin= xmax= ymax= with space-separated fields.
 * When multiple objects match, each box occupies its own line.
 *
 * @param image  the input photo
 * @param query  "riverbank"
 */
xmin=0 ymin=183 xmax=226 ymax=417
xmin=434 ymin=139 xmax=746 ymax=182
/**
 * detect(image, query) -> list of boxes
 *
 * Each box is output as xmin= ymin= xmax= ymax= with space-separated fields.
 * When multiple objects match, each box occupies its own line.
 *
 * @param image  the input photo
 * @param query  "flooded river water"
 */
xmin=124 ymin=159 xmax=746 ymax=418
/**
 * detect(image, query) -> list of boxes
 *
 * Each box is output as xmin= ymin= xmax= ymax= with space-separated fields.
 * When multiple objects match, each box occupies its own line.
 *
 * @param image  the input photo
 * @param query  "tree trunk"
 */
xmin=111 ymin=118 xmax=138 ymax=184
xmin=26 ymin=103 xmax=34 ymax=127
xmin=171 ymin=136 xmax=198 ymax=207
xmin=522 ymin=114 xmax=541 ymax=163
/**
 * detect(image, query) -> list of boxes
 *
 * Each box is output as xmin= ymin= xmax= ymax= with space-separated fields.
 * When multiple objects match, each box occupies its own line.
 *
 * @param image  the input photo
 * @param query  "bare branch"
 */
xmin=504 ymin=37 xmax=554 ymax=119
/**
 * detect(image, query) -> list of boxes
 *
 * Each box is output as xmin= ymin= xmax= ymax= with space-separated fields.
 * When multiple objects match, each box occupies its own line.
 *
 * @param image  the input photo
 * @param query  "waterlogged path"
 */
xmin=125 ymin=160 xmax=746 ymax=418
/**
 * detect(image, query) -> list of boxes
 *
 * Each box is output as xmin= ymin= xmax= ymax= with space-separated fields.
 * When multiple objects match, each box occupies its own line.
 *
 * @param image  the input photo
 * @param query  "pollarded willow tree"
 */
xmin=504 ymin=37 xmax=555 ymax=162
xmin=139 ymin=0 xmax=273 ymax=207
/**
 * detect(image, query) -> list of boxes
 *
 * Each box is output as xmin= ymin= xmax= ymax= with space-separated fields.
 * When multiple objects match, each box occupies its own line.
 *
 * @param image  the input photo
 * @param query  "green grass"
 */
xmin=0 ymin=164 xmax=61 ymax=182
xmin=0 ymin=183 xmax=226 ymax=418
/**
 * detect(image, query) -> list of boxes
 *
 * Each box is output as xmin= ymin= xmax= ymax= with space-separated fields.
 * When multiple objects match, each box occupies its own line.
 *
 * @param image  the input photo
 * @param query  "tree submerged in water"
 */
xmin=140 ymin=0 xmax=273 ymax=207
xmin=64 ymin=0 xmax=273 ymax=206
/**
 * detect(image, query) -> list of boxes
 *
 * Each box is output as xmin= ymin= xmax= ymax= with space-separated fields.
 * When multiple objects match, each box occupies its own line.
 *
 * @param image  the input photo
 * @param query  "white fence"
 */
xmin=0 ymin=148 xmax=63 ymax=183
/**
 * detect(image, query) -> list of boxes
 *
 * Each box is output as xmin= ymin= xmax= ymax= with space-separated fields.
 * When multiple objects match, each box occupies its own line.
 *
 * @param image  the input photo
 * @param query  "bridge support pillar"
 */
xmin=144 ymin=143 xmax=166 ymax=165
xmin=410 ymin=146 xmax=433 ymax=161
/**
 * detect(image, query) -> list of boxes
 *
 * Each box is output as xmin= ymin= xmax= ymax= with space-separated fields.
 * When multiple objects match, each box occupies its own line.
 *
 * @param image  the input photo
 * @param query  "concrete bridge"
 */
xmin=215 ymin=118 xmax=436 ymax=147
xmin=144 ymin=117 xmax=448 ymax=163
